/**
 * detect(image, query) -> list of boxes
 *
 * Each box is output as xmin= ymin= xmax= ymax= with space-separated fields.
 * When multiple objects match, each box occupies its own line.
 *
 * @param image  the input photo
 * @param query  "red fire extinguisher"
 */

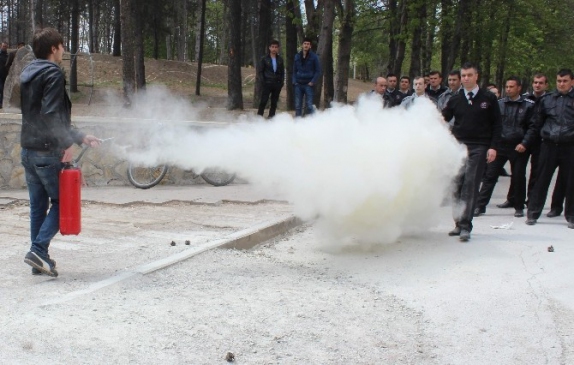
xmin=59 ymin=163 xmax=82 ymax=235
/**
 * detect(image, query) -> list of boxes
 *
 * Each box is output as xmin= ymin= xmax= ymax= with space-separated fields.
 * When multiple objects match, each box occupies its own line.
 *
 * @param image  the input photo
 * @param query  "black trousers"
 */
xmin=549 ymin=168 xmax=566 ymax=212
xmin=257 ymin=83 xmax=282 ymax=118
xmin=453 ymin=144 xmax=488 ymax=231
xmin=527 ymin=143 xmax=574 ymax=223
xmin=477 ymin=145 xmax=530 ymax=211
xmin=505 ymin=144 xmax=540 ymax=204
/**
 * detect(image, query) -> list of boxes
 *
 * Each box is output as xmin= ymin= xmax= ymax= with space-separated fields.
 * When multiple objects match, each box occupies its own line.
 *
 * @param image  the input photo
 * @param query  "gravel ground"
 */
xmin=1 ymin=179 xmax=573 ymax=364
xmin=1 ymin=222 xmax=433 ymax=365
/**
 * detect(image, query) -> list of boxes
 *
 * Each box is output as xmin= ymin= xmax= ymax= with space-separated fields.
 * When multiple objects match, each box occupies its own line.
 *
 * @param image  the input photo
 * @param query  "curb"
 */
xmin=41 ymin=214 xmax=302 ymax=307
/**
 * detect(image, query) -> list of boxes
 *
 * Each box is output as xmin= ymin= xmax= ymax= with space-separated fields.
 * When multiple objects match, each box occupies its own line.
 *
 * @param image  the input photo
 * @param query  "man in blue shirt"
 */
xmin=292 ymin=37 xmax=321 ymax=117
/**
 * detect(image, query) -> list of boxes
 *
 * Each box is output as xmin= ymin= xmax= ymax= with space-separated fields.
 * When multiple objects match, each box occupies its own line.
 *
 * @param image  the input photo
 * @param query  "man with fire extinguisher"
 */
xmin=20 ymin=28 xmax=101 ymax=277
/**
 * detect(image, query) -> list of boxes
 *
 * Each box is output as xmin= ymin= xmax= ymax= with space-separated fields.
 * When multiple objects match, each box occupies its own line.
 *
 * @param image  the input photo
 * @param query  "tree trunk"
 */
xmin=393 ymin=0 xmax=408 ymax=76
xmin=314 ymin=0 xmax=335 ymax=108
xmin=292 ymin=0 xmax=304 ymax=43
xmin=422 ymin=0 xmax=437 ymax=74
xmin=34 ymin=0 xmax=43 ymax=29
xmin=219 ymin=3 xmax=228 ymax=64
xmin=176 ymin=0 xmax=188 ymax=61
xmin=440 ymin=0 xmax=453 ymax=78
xmin=496 ymin=1 xmax=514 ymax=88
xmin=387 ymin=0 xmax=398 ymax=74
xmin=134 ymin=2 xmax=145 ymax=90
xmin=93 ymin=1 xmax=101 ymax=53
xmin=112 ymin=0 xmax=121 ymax=56
xmin=70 ymin=0 xmax=79 ymax=93
xmin=448 ymin=0 xmax=468 ymax=71
xmin=250 ymin=11 xmax=257 ymax=68
xmin=304 ymin=0 xmax=323 ymax=45
xmin=334 ymin=0 xmax=354 ymax=103
xmin=409 ymin=1 xmax=426 ymax=80
xmin=88 ymin=0 xmax=95 ymax=52
xmin=196 ymin=0 xmax=207 ymax=96
xmin=480 ymin=3 xmax=497 ymax=86
xmin=121 ymin=0 xmax=135 ymax=105
xmin=227 ymin=0 xmax=243 ymax=110
xmin=285 ymin=0 xmax=298 ymax=110
xmin=459 ymin=1 xmax=474 ymax=65
xmin=152 ymin=1 xmax=160 ymax=59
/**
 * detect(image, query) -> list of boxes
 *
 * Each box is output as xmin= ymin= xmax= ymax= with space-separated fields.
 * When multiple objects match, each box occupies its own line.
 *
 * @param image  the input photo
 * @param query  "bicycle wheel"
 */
xmin=200 ymin=168 xmax=236 ymax=187
xmin=127 ymin=163 xmax=168 ymax=189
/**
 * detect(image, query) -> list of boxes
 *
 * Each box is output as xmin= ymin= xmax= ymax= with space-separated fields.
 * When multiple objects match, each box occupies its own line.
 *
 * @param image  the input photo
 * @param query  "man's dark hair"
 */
xmin=17 ymin=41 xmax=25 ymax=47
xmin=533 ymin=73 xmax=548 ymax=83
xmin=448 ymin=70 xmax=461 ymax=79
xmin=33 ymin=28 xmax=64 ymax=59
xmin=386 ymin=73 xmax=397 ymax=79
xmin=557 ymin=68 xmax=574 ymax=79
xmin=461 ymin=62 xmax=479 ymax=73
xmin=302 ymin=37 xmax=313 ymax=44
xmin=269 ymin=40 xmax=280 ymax=47
xmin=486 ymin=83 xmax=498 ymax=89
xmin=506 ymin=76 xmax=522 ymax=87
xmin=400 ymin=75 xmax=410 ymax=82
xmin=429 ymin=70 xmax=442 ymax=78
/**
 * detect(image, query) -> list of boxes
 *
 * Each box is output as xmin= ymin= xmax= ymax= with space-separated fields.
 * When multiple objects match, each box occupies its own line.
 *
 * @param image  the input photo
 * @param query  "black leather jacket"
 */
xmin=536 ymin=88 xmax=574 ymax=145
xmin=20 ymin=60 xmax=84 ymax=151
xmin=370 ymin=90 xmax=395 ymax=108
xmin=498 ymin=96 xmax=537 ymax=147
xmin=258 ymin=54 xmax=284 ymax=85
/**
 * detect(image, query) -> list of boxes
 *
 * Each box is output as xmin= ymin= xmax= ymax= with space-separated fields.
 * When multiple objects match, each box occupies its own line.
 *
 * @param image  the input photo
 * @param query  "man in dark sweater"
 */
xmin=442 ymin=62 xmax=502 ymax=241
xmin=426 ymin=70 xmax=448 ymax=99
xmin=257 ymin=40 xmax=284 ymax=118
xmin=526 ymin=69 xmax=574 ymax=229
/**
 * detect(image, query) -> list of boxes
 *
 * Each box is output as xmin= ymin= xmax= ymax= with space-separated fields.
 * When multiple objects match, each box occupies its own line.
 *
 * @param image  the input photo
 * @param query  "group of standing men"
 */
xmin=257 ymin=38 xmax=321 ymax=119
xmin=373 ymin=64 xmax=574 ymax=241
xmin=257 ymin=37 xmax=573 ymax=241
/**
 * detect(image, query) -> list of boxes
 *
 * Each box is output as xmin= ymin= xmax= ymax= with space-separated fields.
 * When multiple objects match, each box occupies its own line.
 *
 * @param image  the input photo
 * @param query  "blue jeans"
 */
xmin=21 ymin=148 xmax=63 ymax=260
xmin=294 ymin=83 xmax=315 ymax=117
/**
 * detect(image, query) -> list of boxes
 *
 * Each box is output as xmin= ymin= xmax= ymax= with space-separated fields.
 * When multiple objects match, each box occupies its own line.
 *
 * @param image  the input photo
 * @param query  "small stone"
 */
xmin=225 ymin=352 xmax=235 ymax=362
xmin=171 ymin=241 xmax=176 ymax=246
xmin=185 ymin=240 xmax=190 ymax=245
xmin=548 ymin=245 xmax=554 ymax=252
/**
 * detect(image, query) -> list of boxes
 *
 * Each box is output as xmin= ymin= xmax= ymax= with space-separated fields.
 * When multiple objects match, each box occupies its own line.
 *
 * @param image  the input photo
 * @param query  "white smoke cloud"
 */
xmin=123 ymin=93 xmax=467 ymax=246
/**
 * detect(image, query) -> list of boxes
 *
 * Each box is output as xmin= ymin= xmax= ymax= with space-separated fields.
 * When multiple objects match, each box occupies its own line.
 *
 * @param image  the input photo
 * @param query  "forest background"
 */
xmin=1 ymin=0 xmax=573 ymax=111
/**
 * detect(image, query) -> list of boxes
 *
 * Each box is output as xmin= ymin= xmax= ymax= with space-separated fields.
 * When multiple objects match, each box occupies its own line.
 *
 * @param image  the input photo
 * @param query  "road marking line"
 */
xmin=40 ymin=215 xmax=300 ymax=307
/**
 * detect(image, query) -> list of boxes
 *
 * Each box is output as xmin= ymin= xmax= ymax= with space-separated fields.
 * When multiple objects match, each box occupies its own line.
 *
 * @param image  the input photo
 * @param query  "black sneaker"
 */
xmin=496 ymin=201 xmax=513 ymax=209
xmin=459 ymin=229 xmax=471 ymax=242
xmin=31 ymin=258 xmax=57 ymax=275
xmin=448 ymin=227 xmax=461 ymax=236
xmin=514 ymin=209 xmax=524 ymax=217
xmin=24 ymin=252 xmax=58 ymax=277
xmin=547 ymin=209 xmax=562 ymax=218
xmin=473 ymin=207 xmax=485 ymax=217
xmin=568 ymin=222 xmax=574 ymax=229
xmin=525 ymin=218 xmax=537 ymax=226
